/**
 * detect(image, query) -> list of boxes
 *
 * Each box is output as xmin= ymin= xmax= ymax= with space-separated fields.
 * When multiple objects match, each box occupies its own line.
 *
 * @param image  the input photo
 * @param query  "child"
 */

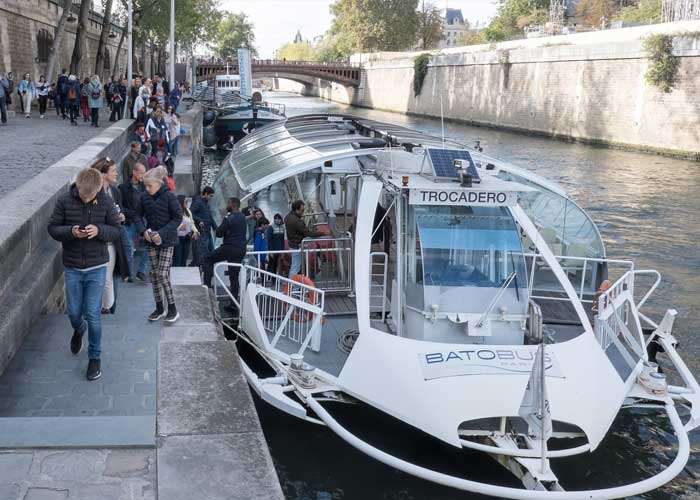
xmin=266 ymin=213 xmax=285 ymax=274
xmin=137 ymin=169 xmax=183 ymax=323
xmin=253 ymin=217 xmax=270 ymax=268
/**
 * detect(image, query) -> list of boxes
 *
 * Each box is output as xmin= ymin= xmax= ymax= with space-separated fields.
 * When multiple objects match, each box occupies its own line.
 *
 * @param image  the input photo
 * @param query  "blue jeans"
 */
xmin=289 ymin=249 xmax=302 ymax=278
xmin=169 ymin=137 xmax=179 ymax=156
xmin=65 ymin=266 xmax=106 ymax=360
xmin=125 ymin=223 xmax=149 ymax=278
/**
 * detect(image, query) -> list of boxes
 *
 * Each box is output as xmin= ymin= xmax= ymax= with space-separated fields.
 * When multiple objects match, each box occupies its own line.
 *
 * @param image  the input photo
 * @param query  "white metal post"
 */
xmin=540 ymin=342 xmax=549 ymax=474
xmin=169 ymin=0 xmax=175 ymax=85
xmin=126 ymin=0 xmax=132 ymax=114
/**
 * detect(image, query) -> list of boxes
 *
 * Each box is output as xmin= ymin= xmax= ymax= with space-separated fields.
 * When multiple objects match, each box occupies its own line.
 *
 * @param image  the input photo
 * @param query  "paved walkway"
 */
xmin=0 ymin=107 xmax=112 ymax=199
xmin=0 ymin=282 xmax=158 ymax=418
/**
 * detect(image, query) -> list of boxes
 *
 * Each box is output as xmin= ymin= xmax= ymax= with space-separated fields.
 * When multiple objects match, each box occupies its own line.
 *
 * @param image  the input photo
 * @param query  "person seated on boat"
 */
xmin=284 ymin=200 xmax=330 ymax=279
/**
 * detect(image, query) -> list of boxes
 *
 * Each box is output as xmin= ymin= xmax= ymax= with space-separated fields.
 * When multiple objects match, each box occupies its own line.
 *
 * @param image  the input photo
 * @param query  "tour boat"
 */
xmin=209 ymin=114 xmax=699 ymax=498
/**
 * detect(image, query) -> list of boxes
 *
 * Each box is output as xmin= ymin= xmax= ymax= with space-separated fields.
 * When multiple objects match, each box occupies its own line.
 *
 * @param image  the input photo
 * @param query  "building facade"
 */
xmin=440 ymin=8 xmax=471 ymax=48
xmin=0 ymin=0 xmax=152 ymax=85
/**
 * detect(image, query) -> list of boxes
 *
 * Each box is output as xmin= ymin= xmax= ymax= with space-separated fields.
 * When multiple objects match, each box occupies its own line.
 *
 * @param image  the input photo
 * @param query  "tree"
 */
xmin=329 ymin=0 xmax=419 ymax=56
xmin=111 ymin=14 xmax=127 ymax=78
xmin=417 ymin=1 xmax=444 ymax=50
xmin=616 ymin=0 xmax=661 ymax=23
xmin=576 ymin=0 xmax=618 ymax=27
xmin=481 ymin=0 xmax=550 ymax=42
xmin=46 ymin=0 xmax=72 ymax=83
xmin=70 ymin=0 xmax=91 ymax=76
xmin=277 ymin=42 xmax=316 ymax=61
xmin=95 ymin=0 xmax=114 ymax=77
xmin=456 ymin=30 xmax=487 ymax=46
xmin=213 ymin=12 xmax=257 ymax=59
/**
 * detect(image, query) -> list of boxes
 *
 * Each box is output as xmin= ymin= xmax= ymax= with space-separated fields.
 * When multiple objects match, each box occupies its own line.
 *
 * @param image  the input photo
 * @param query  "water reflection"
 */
xmin=243 ymin=92 xmax=700 ymax=499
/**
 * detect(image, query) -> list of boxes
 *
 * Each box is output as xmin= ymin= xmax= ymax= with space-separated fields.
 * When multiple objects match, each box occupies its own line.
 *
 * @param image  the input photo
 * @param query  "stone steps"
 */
xmin=0 ymin=416 xmax=155 ymax=449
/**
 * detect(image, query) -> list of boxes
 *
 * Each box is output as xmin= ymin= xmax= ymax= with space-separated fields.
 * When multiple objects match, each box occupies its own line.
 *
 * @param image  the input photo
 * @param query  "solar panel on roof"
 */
xmin=426 ymin=148 xmax=480 ymax=183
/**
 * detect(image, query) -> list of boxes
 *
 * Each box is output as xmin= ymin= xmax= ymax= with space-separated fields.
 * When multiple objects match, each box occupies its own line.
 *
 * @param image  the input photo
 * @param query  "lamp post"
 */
xmin=126 ymin=0 xmax=133 ymax=114
xmin=169 ymin=0 xmax=175 ymax=85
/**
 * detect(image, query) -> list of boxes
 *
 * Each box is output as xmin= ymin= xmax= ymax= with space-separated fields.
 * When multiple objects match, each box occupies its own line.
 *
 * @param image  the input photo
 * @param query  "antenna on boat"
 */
xmin=388 ymin=134 xmax=394 ymax=179
xmin=440 ymin=95 xmax=445 ymax=149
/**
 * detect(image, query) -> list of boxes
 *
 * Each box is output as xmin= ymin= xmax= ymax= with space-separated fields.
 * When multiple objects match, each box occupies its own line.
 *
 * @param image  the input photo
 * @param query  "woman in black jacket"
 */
xmin=91 ymin=157 xmax=131 ymax=314
xmin=137 ymin=169 xmax=183 ymax=322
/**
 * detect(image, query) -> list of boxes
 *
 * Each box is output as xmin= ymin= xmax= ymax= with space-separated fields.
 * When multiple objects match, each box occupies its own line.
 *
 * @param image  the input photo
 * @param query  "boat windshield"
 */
xmin=413 ymin=206 xmax=526 ymax=290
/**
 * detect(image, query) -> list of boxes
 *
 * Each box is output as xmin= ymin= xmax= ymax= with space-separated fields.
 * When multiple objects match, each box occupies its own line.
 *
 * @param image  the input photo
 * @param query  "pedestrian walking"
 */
xmin=19 ymin=74 xmax=37 ymax=118
xmin=284 ymin=200 xmax=327 ymax=278
xmin=146 ymin=110 xmax=169 ymax=158
xmin=0 ymin=72 xmax=10 ymax=124
xmin=136 ymin=169 xmax=182 ymax=322
xmin=105 ymin=76 xmax=114 ymax=117
xmin=169 ymin=83 xmax=182 ymax=112
xmin=203 ymin=197 xmax=247 ymax=312
xmin=109 ymin=77 xmax=126 ymax=121
xmin=88 ymin=75 xmax=103 ymax=127
xmin=36 ymin=75 xmax=49 ymax=118
xmin=92 ymin=157 xmax=130 ymax=313
xmin=57 ymin=68 xmax=69 ymax=119
xmin=173 ymin=195 xmax=199 ymax=267
xmin=165 ymin=106 xmax=180 ymax=155
xmin=121 ymin=141 xmax=148 ymax=184
xmin=47 ymin=167 xmax=121 ymax=381
xmin=80 ymin=77 xmax=90 ymax=122
xmin=119 ymin=162 xmax=149 ymax=283
xmin=190 ymin=186 xmax=217 ymax=260
xmin=65 ymin=75 xmax=81 ymax=125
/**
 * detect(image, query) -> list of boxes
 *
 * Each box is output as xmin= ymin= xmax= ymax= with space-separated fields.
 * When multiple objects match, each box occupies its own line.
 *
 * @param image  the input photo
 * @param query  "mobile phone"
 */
xmin=78 ymin=225 xmax=86 ymax=231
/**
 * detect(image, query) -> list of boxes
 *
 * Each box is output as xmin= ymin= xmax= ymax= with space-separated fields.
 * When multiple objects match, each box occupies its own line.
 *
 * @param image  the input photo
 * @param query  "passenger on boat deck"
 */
xmin=202 ymin=197 xmax=247 ymax=313
xmin=284 ymin=200 xmax=330 ymax=279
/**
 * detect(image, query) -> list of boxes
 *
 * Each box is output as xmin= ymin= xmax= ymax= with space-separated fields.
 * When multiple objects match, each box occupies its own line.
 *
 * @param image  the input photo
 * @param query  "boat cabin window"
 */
xmin=411 ymin=206 xmax=527 ymax=289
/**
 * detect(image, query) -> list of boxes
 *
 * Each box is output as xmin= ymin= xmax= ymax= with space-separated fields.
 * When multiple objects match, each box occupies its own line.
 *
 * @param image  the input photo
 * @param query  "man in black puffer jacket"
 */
xmin=136 ymin=170 xmax=183 ymax=323
xmin=47 ymin=167 xmax=121 ymax=381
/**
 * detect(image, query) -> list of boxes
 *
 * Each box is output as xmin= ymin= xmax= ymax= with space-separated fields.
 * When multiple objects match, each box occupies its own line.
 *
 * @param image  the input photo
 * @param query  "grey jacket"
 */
xmin=0 ymin=78 xmax=9 ymax=99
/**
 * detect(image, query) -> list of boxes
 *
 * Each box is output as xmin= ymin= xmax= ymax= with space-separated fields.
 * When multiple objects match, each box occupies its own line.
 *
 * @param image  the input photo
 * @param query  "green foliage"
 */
xmin=616 ymin=0 xmax=662 ymax=23
xmin=643 ymin=34 xmax=679 ymax=93
xmin=329 ymin=0 xmax=419 ymax=57
xmin=417 ymin=1 xmax=444 ymax=50
xmin=278 ymin=42 xmax=316 ymax=61
xmin=413 ymin=53 xmax=430 ymax=96
xmin=213 ymin=12 xmax=257 ymax=59
xmin=576 ymin=0 xmax=617 ymax=27
xmin=136 ymin=0 xmax=221 ymax=50
xmin=482 ymin=0 xmax=550 ymax=42
xmin=456 ymin=31 xmax=487 ymax=46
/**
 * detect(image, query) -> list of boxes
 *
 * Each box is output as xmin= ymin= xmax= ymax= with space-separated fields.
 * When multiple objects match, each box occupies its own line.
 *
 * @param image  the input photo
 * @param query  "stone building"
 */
xmin=0 ymin=0 xmax=152 ymax=85
xmin=441 ymin=8 xmax=471 ymax=48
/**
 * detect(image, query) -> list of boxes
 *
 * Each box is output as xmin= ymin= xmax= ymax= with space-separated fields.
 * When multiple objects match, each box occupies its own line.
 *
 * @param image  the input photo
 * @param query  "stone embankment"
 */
xmin=278 ymin=20 xmax=700 ymax=158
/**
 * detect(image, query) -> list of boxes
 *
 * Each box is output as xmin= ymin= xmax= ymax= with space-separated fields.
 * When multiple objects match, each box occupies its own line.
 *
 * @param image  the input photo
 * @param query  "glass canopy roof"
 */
xmin=226 ymin=114 xmax=466 ymax=195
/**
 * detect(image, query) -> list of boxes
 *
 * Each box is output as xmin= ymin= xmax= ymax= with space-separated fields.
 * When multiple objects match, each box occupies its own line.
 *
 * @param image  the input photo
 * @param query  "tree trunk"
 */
xmin=69 ymin=0 xmax=91 ymax=76
xmin=94 ymin=0 xmax=114 ymax=78
xmin=111 ymin=24 xmax=126 ymax=79
xmin=46 ymin=0 xmax=72 ymax=83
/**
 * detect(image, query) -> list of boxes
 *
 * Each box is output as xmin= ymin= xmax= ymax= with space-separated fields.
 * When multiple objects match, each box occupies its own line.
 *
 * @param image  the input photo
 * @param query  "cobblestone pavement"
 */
xmin=0 ymin=282 xmax=159 ymax=417
xmin=0 ymin=449 xmax=156 ymax=500
xmin=0 ymin=108 xmax=112 ymax=199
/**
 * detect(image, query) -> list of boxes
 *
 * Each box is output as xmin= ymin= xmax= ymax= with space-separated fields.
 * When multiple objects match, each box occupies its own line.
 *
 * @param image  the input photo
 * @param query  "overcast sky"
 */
xmin=219 ymin=0 xmax=498 ymax=58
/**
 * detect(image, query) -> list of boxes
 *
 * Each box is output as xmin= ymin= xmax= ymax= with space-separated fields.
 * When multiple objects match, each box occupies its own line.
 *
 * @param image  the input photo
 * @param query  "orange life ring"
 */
xmin=592 ymin=279 xmax=612 ymax=313
xmin=284 ymin=274 xmax=317 ymax=323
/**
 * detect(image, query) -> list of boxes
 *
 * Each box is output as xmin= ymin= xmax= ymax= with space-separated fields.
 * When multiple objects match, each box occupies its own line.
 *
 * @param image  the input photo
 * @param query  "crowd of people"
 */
xmin=0 ymin=69 xmax=188 ymax=132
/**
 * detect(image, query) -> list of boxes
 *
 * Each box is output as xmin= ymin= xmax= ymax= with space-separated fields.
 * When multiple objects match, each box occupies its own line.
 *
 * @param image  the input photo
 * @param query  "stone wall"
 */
xmin=0 ymin=0 xmax=152 ymax=86
xmin=286 ymin=20 xmax=700 ymax=158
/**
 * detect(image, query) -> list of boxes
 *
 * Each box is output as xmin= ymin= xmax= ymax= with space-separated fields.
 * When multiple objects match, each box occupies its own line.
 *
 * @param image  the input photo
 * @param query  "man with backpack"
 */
xmin=57 ymin=69 xmax=68 ymax=119
xmin=65 ymin=75 xmax=81 ymax=125
xmin=87 ymin=75 xmax=103 ymax=127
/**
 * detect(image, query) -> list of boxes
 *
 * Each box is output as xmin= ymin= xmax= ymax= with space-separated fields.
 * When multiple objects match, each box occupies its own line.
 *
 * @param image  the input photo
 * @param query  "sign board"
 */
xmin=409 ymin=188 xmax=518 ymax=206
xmin=418 ymin=346 xmax=565 ymax=381
xmin=237 ymin=48 xmax=253 ymax=99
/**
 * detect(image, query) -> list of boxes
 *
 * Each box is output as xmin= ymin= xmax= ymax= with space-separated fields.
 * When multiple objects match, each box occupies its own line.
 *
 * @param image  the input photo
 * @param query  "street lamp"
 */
xmin=169 ymin=0 xmax=175 ymax=84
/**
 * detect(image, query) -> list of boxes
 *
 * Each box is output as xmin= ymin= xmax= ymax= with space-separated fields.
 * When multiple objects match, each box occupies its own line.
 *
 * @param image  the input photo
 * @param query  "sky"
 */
xmin=219 ymin=0 xmax=498 ymax=58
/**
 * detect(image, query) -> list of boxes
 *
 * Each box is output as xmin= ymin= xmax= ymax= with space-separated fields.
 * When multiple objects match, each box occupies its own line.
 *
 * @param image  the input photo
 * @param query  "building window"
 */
xmin=36 ymin=29 xmax=53 ymax=63
xmin=103 ymin=48 xmax=111 ymax=70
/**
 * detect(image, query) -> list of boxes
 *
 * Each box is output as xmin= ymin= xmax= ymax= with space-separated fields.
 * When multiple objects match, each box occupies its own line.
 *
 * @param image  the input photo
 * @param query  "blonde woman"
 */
xmin=136 ymin=169 xmax=182 ymax=322
xmin=87 ymin=74 xmax=103 ymax=127
xmin=18 ymin=73 xmax=37 ymax=118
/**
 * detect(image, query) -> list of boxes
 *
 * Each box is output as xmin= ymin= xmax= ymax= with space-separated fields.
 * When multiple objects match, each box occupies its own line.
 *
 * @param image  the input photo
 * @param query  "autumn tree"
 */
xmin=329 ymin=0 xmax=420 ymax=56
xmin=213 ymin=12 xmax=257 ymax=59
xmin=277 ymin=42 xmax=316 ymax=61
xmin=576 ymin=0 xmax=618 ymax=27
xmin=417 ymin=0 xmax=444 ymax=50
xmin=481 ymin=0 xmax=549 ymax=42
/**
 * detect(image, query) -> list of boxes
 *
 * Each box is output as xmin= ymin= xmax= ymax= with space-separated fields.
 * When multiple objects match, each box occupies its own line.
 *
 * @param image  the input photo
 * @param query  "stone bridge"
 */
xmin=195 ymin=59 xmax=362 ymax=87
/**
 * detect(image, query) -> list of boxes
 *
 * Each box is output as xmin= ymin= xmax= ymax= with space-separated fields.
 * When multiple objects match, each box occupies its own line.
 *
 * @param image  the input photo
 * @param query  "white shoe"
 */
xmin=40 ymin=115 xmax=45 ymax=119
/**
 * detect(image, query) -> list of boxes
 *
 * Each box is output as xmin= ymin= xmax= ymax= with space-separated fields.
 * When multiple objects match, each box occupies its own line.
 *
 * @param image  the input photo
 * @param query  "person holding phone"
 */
xmin=47 ymin=167 xmax=121 ymax=381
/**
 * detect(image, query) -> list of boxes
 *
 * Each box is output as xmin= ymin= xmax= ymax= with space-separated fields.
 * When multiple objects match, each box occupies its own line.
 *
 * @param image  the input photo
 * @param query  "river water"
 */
xmin=241 ymin=92 xmax=700 ymax=499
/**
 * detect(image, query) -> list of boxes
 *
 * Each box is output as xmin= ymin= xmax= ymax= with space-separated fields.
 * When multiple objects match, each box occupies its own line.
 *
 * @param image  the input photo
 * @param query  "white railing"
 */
xmin=301 ymin=236 xmax=353 ymax=293
xmin=525 ymin=253 xmax=634 ymax=304
xmin=370 ymin=252 xmax=388 ymax=321
xmin=214 ymin=262 xmax=325 ymax=355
